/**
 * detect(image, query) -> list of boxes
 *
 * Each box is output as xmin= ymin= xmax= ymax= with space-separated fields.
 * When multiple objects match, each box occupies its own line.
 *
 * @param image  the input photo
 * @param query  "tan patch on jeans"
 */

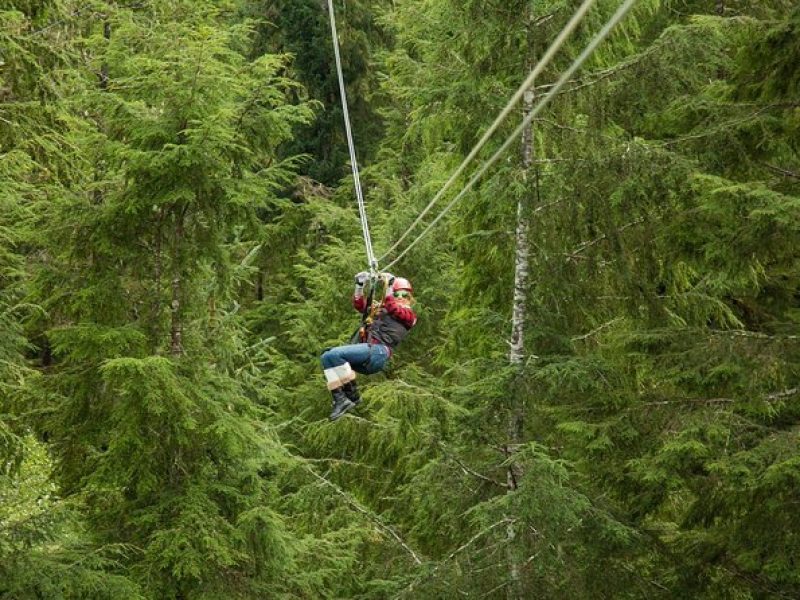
xmin=335 ymin=363 xmax=356 ymax=384
xmin=324 ymin=368 xmax=341 ymax=390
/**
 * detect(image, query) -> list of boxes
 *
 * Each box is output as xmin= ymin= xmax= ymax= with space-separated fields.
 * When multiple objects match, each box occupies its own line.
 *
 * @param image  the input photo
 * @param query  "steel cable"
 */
xmin=383 ymin=0 xmax=639 ymax=271
xmin=376 ymin=0 xmax=598 ymax=264
xmin=327 ymin=0 xmax=378 ymax=271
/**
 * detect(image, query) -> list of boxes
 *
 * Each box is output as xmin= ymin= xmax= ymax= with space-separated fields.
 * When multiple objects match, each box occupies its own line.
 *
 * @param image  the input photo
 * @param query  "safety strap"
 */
xmin=356 ymin=275 xmax=387 ymax=342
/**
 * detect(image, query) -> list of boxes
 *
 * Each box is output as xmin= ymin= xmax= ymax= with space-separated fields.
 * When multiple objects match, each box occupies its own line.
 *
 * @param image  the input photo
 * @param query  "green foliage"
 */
xmin=242 ymin=0 xmax=390 ymax=185
xmin=2 ymin=0 xmax=799 ymax=598
xmin=0 ymin=437 xmax=143 ymax=599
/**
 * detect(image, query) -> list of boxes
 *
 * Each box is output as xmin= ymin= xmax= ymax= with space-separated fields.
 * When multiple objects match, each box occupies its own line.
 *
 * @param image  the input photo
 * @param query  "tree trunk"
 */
xmin=509 ymin=86 xmax=534 ymax=368
xmin=93 ymin=20 xmax=111 ymax=205
xmin=151 ymin=209 xmax=164 ymax=348
xmin=170 ymin=212 xmax=184 ymax=357
xmin=99 ymin=20 xmax=110 ymax=89
xmin=256 ymin=268 xmax=264 ymax=302
xmin=506 ymin=4 xmax=538 ymax=598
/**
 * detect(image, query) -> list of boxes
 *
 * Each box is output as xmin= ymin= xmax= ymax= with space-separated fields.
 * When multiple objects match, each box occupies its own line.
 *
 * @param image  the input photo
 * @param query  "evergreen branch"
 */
xmin=25 ymin=7 xmax=92 ymax=37
xmin=564 ymin=392 xmax=797 ymax=419
xmin=726 ymin=412 xmax=782 ymax=433
xmin=232 ymin=70 xmax=299 ymax=138
xmin=535 ymin=116 xmax=618 ymax=143
xmin=657 ymin=103 xmax=798 ymax=147
xmin=66 ymin=542 xmax=141 ymax=569
xmin=533 ymin=43 xmax=661 ymax=97
xmin=25 ymin=3 xmax=147 ymax=37
xmin=393 ymin=518 xmax=512 ymax=599
xmin=184 ymin=45 xmax=207 ymax=127
xmin=717 ymin=560 xmax=800 ymax=600
xmin=343 ymin=413 xmax=391 ymax=429
xmin=304 ymin=465 xmax=423 ymax=565
xmin=393 ymin=379 xmax=455 ymax=404
xmin=621 ymin=563 xmax=670 ymax=592
xmin=535 ymin=35 xmax=800 ymax=104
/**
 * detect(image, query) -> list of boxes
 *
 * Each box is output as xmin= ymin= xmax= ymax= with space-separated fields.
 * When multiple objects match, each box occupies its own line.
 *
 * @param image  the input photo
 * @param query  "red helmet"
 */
xmin=392 ymin=277 xmax=413 ymax=295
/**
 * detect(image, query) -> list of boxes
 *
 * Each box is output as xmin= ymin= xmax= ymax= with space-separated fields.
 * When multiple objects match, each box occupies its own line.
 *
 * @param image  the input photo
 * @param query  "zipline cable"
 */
xmin=327 ymin=0 xmax=378 ymax=272
xmin=383 ymin=0 xmax=639 ymax=272
xmin=376 ymin=0 xmax=598 ymax=264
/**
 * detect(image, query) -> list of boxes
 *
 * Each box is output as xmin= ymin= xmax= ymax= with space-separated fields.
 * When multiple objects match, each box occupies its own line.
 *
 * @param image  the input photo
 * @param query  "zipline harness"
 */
xmin=326 ymin=0 xmax=638 ymax=272
xmin=352 ymin=275 xmax=390 ymax=344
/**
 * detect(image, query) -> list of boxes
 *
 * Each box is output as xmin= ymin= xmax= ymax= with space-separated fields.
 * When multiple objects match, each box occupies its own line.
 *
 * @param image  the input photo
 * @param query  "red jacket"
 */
xmin=353 ymin=293 xmax=417 ymax=348
xmin=353 ymin=294 xmax=417 ymax=328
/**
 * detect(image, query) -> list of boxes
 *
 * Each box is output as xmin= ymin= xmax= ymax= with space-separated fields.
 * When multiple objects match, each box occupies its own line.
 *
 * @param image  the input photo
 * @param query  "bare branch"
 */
xmin=305 ymin=466 xmax=423 ymax=565
xmin=532 ymin=9 xmax=561 ymax=28
xmin=712 ymin=329 xmax=800 ymax=341
xmin=480 ymin=580 xmax=511 ymax=598
xmin=571 ymin=317 xmax=623 ymax=342
xmin=767 ymin=387 xmax=798 ymax=401
xmin=436 ymin=440 xmax=506 ymax=488
xmin=658 ymin=104 xmax=799 ymax=147
xmin=645 ymin=390 xmax=797 ymax=406
xmin=394 ymin=519 xmax=512 ymax=599
xmin=762 ymin=163 xmax=800 ymax=180
xmin=531 ymin=196 xmax=568 ymax=215
xmin=565 ymin=217 xmax=645 ymax=261
xmin=645 ymin=397 xmax=736 ymax=406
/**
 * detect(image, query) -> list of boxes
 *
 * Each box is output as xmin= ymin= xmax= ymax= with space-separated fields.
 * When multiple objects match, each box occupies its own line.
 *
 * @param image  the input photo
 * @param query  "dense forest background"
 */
xmin=1 ymin=0 xmax=799 ymax=598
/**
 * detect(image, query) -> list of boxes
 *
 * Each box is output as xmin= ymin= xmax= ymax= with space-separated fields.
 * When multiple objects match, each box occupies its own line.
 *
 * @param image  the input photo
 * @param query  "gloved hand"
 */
xmin=354 ymin=271 xmax=369 ymax=287
xmin=354 ymin=271 xmax=369 ymax=298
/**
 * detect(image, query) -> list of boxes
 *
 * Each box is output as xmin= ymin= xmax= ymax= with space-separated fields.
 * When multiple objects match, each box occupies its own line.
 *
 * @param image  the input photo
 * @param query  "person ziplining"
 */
xmin=321 ymin=0 xmax=637 ymax=422
xmin=321 ymin=273 xmax=417 ymax=421
xmin=323 ymin=0 xmax=418 ymax=422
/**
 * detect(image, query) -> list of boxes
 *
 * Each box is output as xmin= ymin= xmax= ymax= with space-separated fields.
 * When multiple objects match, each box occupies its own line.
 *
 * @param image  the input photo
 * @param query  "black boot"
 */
xmin=329 ymin=388 xmax=355 ymax=421
xmin=342 ymin=380 xmax=361 ymax=405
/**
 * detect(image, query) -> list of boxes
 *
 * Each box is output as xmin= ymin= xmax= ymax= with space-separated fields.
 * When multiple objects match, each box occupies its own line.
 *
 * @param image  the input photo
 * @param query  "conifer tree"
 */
xmin=268 ymin=0 xmax=800 ymax=596
xmin=2 ymin=4 xmax=146 ymax=596
xmin=2 ymin=0 xmax=799 ymax=597
xmin=243 ymin=0 xmax=390 ymax=185
xmin=21 ymin=1 xmax=321 ymax=595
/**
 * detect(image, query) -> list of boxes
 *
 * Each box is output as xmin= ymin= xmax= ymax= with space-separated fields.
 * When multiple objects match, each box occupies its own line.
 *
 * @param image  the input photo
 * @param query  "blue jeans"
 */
xmin=320 ymin=343 xmax=390 ymax=375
